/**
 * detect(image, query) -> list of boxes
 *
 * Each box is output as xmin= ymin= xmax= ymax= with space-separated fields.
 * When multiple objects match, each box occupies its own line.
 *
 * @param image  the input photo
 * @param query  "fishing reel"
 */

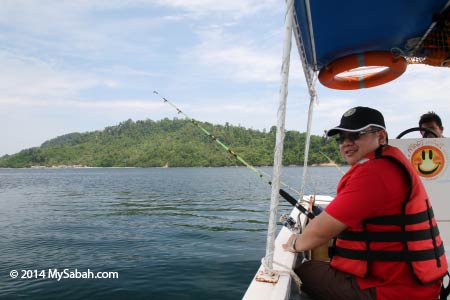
xmin=280 ymin=214 xmax=302 ymax=233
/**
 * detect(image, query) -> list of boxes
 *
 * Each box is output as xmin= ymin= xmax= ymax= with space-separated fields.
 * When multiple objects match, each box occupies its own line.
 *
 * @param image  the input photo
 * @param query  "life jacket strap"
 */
xmin=338 ymin=225 xmax=440 ymax=242
xmin=363 ymin=207 xmax=435 ymax=225
xmin=331 ymin=243 xmax=445 ymax=262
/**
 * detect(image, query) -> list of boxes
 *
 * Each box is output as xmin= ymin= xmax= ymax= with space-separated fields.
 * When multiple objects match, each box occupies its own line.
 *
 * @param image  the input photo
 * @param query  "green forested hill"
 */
xmin=0 ymin=118 xmax=343 ymax=168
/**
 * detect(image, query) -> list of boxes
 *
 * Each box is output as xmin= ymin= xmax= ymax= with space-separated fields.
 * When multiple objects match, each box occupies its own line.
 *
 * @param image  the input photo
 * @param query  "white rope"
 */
xmin=265 ymin=0 xmax=294 ymax=270
xmin=291 ymin=0 xmax=319 ymax=202
xmin=292 ymin=7 xmax=315 ymax=90
xmin=299 ymin=93 xmax=316 ymax=201
xmin=261 ymin=257 xmax=303 ymax=292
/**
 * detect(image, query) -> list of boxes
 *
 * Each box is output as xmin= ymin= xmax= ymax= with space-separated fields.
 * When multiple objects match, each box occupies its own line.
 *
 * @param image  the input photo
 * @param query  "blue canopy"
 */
xmin=293 ymin=0 xmax=449 ymax=72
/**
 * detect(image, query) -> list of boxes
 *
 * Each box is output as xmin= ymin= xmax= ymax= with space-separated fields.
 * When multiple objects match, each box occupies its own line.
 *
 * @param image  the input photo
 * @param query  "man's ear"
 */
xmin=378 ymin=130 xmax=388 ymax=144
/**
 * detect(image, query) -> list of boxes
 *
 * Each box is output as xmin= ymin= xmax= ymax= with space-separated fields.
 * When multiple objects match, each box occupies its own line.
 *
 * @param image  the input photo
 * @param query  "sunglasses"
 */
xmin=335 ymin=129 xmax=381 ymax=144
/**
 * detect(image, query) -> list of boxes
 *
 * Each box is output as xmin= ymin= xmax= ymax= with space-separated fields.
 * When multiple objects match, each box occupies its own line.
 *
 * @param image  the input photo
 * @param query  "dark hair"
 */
xmin=419 ymin=111 xmax=443 ymax=128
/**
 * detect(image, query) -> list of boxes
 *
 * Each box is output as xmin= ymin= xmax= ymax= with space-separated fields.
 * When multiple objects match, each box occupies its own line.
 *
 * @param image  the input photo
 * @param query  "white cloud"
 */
xmin=182 ymin=24 xmax=299 ymax=84
xmin=386 ymin=65 xmax=450 ymax=106
xmin=0 ymin=96 xmax=166 ymax=111
xmin=151 ymin=0 xmax=278 ymax=17
xmin=0 ymin=51 xmax=114 ymax=100
xmin=315 ymin=97 xmax=354 ymax=117
xmin=197 ymin=44 xmax=281 ymax=82
xmin=0 ymin=1 xmax=162 ymax=62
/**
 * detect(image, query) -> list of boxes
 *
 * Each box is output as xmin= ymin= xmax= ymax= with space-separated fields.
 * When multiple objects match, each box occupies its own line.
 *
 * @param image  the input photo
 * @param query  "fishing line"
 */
xmin=319 ymin=151 xmax=345 ymax=175
xmin=154 ymin=90 xmax=315 ymax=219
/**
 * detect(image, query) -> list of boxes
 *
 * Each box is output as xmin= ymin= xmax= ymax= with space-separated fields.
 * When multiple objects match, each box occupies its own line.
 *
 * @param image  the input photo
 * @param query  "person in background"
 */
xmin=283 ymin=106 xmax=447 ymax=300
xmin=419 ymin=111 xmax=444 ymax=137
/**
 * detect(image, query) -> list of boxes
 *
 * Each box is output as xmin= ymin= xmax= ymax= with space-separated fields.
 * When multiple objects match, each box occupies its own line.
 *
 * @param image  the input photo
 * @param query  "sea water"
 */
xmin=0 ymin=167 xmax=345 ymax=300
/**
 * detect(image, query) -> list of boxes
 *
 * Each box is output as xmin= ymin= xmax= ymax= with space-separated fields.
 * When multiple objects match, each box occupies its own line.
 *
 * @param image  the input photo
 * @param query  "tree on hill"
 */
xmin=0 ymin=118 xmax=344 ymax=168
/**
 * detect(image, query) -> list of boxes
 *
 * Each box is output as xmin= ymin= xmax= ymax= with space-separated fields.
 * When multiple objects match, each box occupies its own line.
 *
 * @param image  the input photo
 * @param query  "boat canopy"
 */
xmin=294 ymin=0 xmax=450 ymax=73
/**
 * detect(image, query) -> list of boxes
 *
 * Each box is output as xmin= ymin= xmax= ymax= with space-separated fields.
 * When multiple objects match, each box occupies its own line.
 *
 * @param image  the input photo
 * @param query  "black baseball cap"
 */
xmin=326 ymin=106 xmax=386 ymax=136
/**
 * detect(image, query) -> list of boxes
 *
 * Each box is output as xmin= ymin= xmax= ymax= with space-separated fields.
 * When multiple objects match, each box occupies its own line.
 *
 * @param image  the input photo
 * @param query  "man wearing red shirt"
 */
xmin=283 ymin=106 xmax=447 ymax=300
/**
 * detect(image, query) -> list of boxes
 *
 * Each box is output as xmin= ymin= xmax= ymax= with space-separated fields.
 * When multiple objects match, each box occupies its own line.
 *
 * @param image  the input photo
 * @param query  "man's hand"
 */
xmin=282 ymin=233 xmax=299 ymax=252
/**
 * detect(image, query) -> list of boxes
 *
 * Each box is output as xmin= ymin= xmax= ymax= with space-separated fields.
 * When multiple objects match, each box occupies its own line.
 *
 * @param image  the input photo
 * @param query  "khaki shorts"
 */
xmin=295 ymin=260 xmax=376 ymax=300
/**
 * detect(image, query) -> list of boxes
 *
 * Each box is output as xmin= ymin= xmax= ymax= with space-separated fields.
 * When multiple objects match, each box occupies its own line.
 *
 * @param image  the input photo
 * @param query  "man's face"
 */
xmin=420 ymin=121 xmax=443 ymax=138
xmin=338 ymin=129 xmax=384 ymax=165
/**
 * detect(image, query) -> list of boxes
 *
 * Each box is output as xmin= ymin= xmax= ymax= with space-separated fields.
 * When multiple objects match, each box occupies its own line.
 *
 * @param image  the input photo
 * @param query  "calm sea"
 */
xmin=0 ymin=167 xmax=345 ymax=300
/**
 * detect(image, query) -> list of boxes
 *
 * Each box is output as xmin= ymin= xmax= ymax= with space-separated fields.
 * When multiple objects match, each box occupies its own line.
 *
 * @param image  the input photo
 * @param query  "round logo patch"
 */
xmin=343 ymin=108 xmax=356 ymax=117
xmin=411 ymin=145 xmax=445 ymax=178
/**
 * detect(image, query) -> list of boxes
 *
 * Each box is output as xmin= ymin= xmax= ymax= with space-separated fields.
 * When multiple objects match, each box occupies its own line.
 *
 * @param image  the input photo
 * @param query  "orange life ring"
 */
xmin=318 ymin=51 xmax=407 ymax=90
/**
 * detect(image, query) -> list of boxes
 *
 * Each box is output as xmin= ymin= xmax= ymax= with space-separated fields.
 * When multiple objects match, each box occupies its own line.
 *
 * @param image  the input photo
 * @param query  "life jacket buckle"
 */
xmin=440 ymin=271 xmax=450 ymax=299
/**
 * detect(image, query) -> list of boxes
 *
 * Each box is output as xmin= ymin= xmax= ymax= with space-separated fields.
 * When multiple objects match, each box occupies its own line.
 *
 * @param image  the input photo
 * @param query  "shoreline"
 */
xmin=0 ymin=164 xmax=346 ymax=169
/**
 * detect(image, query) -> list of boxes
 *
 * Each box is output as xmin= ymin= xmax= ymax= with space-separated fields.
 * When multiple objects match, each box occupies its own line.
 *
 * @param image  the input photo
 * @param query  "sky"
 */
xmin=1 ymin=0 xmax=449 ymax=156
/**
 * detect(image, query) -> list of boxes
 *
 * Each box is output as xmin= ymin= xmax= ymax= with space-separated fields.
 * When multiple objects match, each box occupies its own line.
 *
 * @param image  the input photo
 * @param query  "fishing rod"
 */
xmin=154 ymin=90 xmax=315 ymax=219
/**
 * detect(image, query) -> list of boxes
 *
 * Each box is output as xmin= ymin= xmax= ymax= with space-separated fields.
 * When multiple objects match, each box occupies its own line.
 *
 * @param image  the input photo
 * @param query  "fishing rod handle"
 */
xmin=279 ymin=189 xmax=315 ymax=219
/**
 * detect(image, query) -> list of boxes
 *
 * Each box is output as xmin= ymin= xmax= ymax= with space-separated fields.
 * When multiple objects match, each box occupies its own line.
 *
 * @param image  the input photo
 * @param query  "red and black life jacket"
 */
xmin=330 ymin=145 xmax=448 ymax=285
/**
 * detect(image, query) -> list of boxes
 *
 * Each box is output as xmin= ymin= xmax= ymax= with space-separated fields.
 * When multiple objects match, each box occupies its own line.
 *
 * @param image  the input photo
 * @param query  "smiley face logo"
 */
xmin=411 ymin=145 xmax=445 ymax=178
